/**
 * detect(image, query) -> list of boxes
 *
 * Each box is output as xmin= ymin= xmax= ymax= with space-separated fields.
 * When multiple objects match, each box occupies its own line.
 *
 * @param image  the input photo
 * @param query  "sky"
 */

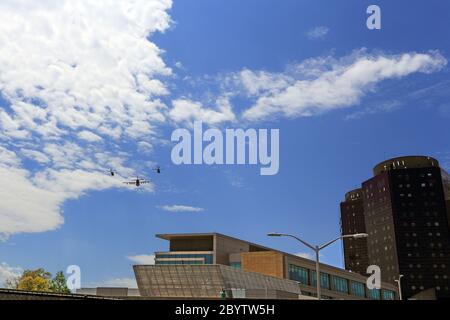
xmin=1 ymin=0 xmax=450 ymax=288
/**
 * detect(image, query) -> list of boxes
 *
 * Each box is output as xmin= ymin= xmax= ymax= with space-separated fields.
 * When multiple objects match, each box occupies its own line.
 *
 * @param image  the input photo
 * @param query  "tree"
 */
xmin=16 ymin=268 xmax=52 ymax=292
xmin=50 ymin=271 xmax=70 ymax=294
xmin=7 ymin=268 xmax=71 ymax=294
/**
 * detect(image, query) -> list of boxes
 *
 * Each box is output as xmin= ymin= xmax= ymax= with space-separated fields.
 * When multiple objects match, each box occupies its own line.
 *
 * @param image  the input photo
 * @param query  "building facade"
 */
xmin=341 ymin=156 xmax=450 ymax=299
xmin=340 ymin=188 xmax=370 ymax=275
xmin=134 ymin=233 xmax=398 ymax=300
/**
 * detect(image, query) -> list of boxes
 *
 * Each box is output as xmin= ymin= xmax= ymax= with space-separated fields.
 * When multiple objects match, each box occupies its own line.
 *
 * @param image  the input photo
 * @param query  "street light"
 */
xmin=394 ymin=275 xmax=404 ymax=300
xmin=267 ymin=232 xmax=368 ymax=300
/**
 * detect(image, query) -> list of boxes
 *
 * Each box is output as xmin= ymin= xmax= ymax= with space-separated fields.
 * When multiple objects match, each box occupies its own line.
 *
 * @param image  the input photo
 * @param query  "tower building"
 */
xmin=341 ymin=156 xmax=450 ymax=299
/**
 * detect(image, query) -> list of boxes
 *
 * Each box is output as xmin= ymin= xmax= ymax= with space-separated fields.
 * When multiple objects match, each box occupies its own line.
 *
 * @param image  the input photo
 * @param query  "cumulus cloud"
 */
xmin=128 ymin=254 xmax=156 ymax=265
xmin=169 ymin=97 xmax=236 ymax=125
xmin=0 ymin=163 xmax=123 ymax=237
xmin=21 ymin=149 xmax=50 ymax=164
xmin=0 ymin=262 xmax=23 ymax=287
xmin=306 ymin=26 xmax=329 ymax=40
xmin=0 ymin=0 xmax=172 ymax=238
xmin=240 ymin=51 xmax=447 ymax=121
xmin=77 ymin=130 xmax=103 ymax=143
xmin=158 ymin=205 xmax=204 ymax=213
xmin=0 ymin=0 xmax=172 ymax=140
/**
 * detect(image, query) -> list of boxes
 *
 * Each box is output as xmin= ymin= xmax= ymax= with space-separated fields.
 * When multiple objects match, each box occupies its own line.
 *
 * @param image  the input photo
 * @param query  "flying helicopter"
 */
xmin=123 ymin=177 xmax=150 ymax=187
xmin=152 ymin=166 xmax=162 ymax=174
xmin=108 ymin=169 xmax=116 ymax=176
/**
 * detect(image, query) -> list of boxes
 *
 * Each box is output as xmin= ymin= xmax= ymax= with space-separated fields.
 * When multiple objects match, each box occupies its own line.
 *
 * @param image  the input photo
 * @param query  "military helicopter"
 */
xmin=152 ymin=166 xmax=162 ymax=174
xmin=123 ymin=177 xmax=150 ymax=187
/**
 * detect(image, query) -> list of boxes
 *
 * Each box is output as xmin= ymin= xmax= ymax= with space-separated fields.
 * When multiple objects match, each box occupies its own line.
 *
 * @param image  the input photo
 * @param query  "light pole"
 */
xmin=267 ymin=232 xmax=368 ymax=300
xmin=394 ymin=274 xmax=403 ymax=300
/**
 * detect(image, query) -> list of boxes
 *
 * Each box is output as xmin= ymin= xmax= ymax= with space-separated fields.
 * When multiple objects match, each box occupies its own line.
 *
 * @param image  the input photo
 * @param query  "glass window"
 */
xmin=155 ymin=253 xmax=213 ymax=265
xmin=230 ymin=262 xmax=241 ymax=269
xmin=368 ymin=288 xmax=381 ymax=300
xmin=351 ymin=281 xmax=366 ymax=297
xmin=311 ymin=271 xmax=330 ymax=289
xmin=332 ymin=276 xmax=349 ymax=294
xmin=288 ymin=264 xmax=309 ymax=285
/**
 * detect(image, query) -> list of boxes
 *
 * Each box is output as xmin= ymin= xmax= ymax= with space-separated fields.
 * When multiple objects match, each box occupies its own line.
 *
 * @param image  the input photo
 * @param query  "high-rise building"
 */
xmin=342 ymin=156 xmax=450 ymax=300
xmin=340 ymin=188 xmax=369 ymax=275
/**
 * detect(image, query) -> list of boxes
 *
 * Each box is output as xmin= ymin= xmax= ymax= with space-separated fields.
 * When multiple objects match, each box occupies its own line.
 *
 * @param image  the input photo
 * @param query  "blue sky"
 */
xmin=1 ymin=0 xmax=450 ymax=287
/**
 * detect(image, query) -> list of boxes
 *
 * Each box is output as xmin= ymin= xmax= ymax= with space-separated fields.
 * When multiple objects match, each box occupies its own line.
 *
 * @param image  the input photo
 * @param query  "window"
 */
xmin=383 ymin=290 xmax=395 ymax=300
xmin=230 ymin=262 xmax=241 ymax=269
xmin=155 ymin=253 xmax=214 ymax=265
xmin=311 ymin=271 xmax=330 ymax=289
xmin=332 ymin=276 xmax=349 ymax=294
xmin=368 ymin=288 xmax=381 ymax=300
xmin=288 ymin=265 xmax=309 ymax=285
xmin=351 ymin=281 xmax=366 ymax=297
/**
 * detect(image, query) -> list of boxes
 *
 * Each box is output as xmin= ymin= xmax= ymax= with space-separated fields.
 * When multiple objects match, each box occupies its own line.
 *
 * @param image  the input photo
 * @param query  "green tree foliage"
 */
xmin=50 ymin=271 xmax=71 ymax=294
xmin=7 ymin=268 xmax=70 ymax=294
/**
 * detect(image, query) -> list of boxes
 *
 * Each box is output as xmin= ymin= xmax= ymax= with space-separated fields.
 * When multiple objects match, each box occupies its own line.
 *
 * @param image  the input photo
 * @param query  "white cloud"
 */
xmin=169 ymin=97 xmax=236 ymax=125
xmin=0 ymin=0 xmax=170 ymax=238
xmin=174 ymin=61 xmax=184 ymax=69
xmin=241 ymin=51 xmax=447 ymax=121
xmin=158 ymin=205 xmax=204 ymax=213
xmin=21 ymin=149 xmax=51 ymax=164
xmin=306 ymin=26 xmax=329 ymax=40
xmin=77 ymin=130 xmax=103 ymax=143
xmin=238 ymin=69 xmax=292 ymax=96
xmin=0 ymin=0 xmax=172 ymax=140
xmin=128 ymin=254 xmax=155 ymax=265
xmin=0 ymin=146 xmax=20 ymax=167
xmin=0 ymin=262 xmax=23 ymax=287
xmin=295 ymin=252 xmax=314 ymax=260
xmin=137 ymin=141 xmax=154 ymax=154
xmin=0 ymin=165 xmax=123 ymax=237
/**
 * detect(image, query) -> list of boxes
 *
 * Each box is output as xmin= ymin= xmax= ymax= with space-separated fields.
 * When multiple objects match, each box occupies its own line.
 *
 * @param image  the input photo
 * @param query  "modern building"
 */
xmin=133 ymin=233 xmax=398 ymax=300
xmin=341 ymin=156 xmax=450 ymax=299
xmin=340 ymin=188 xmax=370 ymax=275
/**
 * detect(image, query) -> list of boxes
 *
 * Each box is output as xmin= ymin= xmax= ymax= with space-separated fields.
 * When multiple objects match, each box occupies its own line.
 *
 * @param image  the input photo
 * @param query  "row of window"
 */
xmin=155 ymin=253 xmax=214 ymax=265
xmin=396 ymin=173 xmax=434 ymax=180
xmin=401 ymin=221 xmax=441 ymax=227
xmin=398 ymin=182 xmax=435 ymax=189
xmin=288 ymin=264 xmax=395 ymax=300
xmin=155 ymin=260 xmax=203 ymax=265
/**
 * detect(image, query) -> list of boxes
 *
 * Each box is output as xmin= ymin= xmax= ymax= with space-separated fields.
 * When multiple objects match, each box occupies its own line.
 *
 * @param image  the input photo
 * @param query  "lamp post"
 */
xmin=394 ymin=274 xmax=404 ymax=300
xmin=267 ymin=232 xmax=368 ymax=300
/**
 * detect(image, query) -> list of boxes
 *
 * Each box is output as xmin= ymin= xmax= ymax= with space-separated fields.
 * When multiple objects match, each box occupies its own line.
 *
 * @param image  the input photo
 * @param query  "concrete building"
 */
xmin=76 ymin=287 xmax=140 ymax=297
xmin=340 ymin=188 xmax=370 ymax=275
xmin=133 ymin=233 xmax=398 ymax=300
xmin=341 ymin=156 xmax=450 ymax=299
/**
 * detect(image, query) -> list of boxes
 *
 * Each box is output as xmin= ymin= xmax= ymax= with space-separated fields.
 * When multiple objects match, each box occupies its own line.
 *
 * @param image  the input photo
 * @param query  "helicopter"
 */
xmin=108 ymin=169 xmax=116 ymax=176
xmin=152 ymin=166 xmax=162 ymax=174
xmin=123 ymin=177 xmax=150 ymax=187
